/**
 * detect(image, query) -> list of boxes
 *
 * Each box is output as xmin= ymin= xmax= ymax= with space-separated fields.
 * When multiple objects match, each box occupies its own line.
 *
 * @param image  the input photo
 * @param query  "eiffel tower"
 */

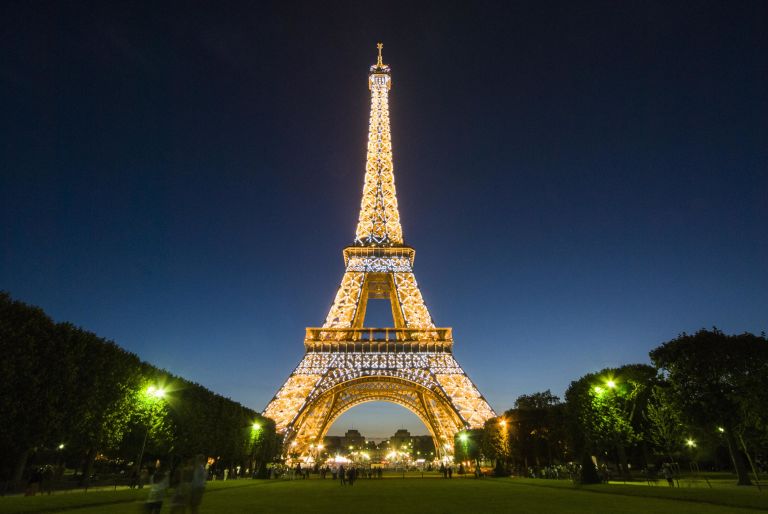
xmin=264 ymin=44 xmax=495 ymax=459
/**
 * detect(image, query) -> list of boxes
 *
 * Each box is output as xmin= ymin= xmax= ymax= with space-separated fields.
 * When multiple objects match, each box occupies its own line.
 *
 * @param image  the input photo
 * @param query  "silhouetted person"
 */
xmin=144 ymin=467 xmax=169 ymax=514
xmin=169 ymin=459 xmax=192 ymax=514
xmin=25 ymin=467 xmax=42 ymax=496
xmin=41 ymin=465 xmax=54 ymax=495
xmin=339 ymin=465 xmax=346 ymax=485
xmin=189 ymin=455 xmax=207 ymax=514
xmin=139 ymin=467 xmax=149 ymax=488
xmin=663 ymin=464 xmax=674 ymax=487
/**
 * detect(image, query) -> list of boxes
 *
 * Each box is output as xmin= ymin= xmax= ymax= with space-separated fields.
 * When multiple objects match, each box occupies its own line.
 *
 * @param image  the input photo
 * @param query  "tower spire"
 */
xmin=354 ymin=43 xmax=403 ymax=247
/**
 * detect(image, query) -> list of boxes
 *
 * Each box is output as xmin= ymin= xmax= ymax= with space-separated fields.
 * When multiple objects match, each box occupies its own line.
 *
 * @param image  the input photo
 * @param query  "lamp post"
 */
xmin=135 ymin=386 xmax=165 ymax=476
xmin=250 ymin=422 xmax=262 ymax=478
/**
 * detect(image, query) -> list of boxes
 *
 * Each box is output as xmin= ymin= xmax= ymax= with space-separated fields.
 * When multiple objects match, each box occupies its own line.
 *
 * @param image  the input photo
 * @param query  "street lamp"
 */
xmin=606 ymin=380 xmax=616 ymax=389
xmin=248 ymin=422 xmax=264 ymax=478
xmin=136 ymin=385 xmax=166 ymax=474
xmin=147 ymin=385 xmax=166 ymax=399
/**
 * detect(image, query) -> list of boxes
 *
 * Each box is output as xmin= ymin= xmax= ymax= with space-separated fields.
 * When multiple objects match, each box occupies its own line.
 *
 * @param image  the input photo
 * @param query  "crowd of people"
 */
xmin=265 ymin=463 xmax=387 ymax=481
xmin=24 ymin=465 xmax=56 ymax=496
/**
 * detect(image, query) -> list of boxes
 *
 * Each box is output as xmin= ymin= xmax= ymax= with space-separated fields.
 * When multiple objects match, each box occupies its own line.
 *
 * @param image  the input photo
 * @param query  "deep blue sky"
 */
xmin=2 ymin=1 xmax=766 ymax=439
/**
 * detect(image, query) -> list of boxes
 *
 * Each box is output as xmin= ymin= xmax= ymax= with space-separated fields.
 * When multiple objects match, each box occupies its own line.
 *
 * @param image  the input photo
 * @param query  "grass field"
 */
xmin=1 ymin=476 xmax=767 ymax=514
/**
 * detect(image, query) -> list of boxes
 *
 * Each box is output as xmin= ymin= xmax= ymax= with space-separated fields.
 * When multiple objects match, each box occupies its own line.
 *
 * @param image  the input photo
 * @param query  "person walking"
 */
xmin=189 ymin=455 xmax=207 ymax=514
xmin=41 ymin=465 xmax=54 ymax=495
xmin=663 ymin=463 xmax=675 ymax=487
xmin=169 ymin=459 xmax=192 ymax=514
xmin=25 ymin=467 xmax=42 ymax=496
xmin=144 ymin=467 xmax=169 ymax=514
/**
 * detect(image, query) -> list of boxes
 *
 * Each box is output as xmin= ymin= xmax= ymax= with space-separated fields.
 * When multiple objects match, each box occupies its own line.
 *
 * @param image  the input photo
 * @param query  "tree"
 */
xmin=565 ymin=364 xmax=656 ymax=480
xmin=0 ymin=292 xmax=280 ymax=488
xmin=644 ymin=385 xmax=685 ymax=462
xmin=482 ymin=417 xmax=510 ymax=476
xmin=454 ymin=429 xmax=483 ymax=467
xmin=650 ymin=329 xmax=768 ymax=486
xmin=510 ymin=390 xmax=567 ymax=469
xmin=0 ymin=293 xmax=61 ymax=483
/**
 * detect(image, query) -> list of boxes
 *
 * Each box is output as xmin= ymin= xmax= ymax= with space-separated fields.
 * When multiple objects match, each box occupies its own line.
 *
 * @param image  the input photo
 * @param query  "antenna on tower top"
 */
xmin=377 ymin=42 xmax=384 ymax=66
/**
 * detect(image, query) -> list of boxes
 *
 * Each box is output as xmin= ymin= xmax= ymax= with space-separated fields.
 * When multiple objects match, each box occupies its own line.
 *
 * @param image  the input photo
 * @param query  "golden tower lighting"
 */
xmin=264 ymin=44 xmax=495 ymax=460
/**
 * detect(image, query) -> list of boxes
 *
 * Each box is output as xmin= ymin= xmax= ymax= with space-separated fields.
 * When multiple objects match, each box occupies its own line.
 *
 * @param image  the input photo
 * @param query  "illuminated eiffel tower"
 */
xmin=264 ymin=44 xmax=495 ymax=459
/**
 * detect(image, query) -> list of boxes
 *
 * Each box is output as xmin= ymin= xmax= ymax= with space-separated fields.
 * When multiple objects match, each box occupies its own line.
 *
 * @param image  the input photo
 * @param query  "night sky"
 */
xmin=2 ymin=1 xmax=766 ymax=439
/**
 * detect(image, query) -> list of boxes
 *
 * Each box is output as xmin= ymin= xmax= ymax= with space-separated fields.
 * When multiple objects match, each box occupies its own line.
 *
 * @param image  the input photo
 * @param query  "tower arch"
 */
xmin=286 ymin=375 xmax=466 ymax=458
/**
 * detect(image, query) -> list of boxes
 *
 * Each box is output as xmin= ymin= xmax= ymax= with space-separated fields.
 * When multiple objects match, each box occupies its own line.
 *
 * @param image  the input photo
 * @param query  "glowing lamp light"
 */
xmin=252 ymin=422 xmax=261 ymax=431
xmin=498 ymin=420 xmax=506 ymax=427
xmin=685 ymin=438 xmax=696 ymax=448
xmin=717 ymin=427 xmax=725 ymax=433
xmin=58 ymin=443 xmax=65 ymax=450
xmin=458 ymin=433 xmax=469 ymax=443
xmin=606 ymin=380 xmax=616 ymax=389
xmin=147 ymin=386 xmax=166 ymax=399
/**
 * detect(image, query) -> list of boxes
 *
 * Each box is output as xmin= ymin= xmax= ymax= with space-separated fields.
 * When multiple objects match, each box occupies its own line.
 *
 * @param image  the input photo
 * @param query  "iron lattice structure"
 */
xmin=264 ymin=45 xmax=495 ymax=459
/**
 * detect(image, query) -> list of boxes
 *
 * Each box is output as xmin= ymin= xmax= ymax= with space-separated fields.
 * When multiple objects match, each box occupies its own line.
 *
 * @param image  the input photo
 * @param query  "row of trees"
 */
xmin=0 ymin=292 xmax=278 ymax=486
xmin=457 ymin=329 xmax=768 ymax=485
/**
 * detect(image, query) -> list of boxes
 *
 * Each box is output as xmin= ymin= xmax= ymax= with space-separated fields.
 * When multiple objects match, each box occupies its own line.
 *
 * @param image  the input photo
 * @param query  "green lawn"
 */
xmin=2 ymin=477 xmax=767 ymax=514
